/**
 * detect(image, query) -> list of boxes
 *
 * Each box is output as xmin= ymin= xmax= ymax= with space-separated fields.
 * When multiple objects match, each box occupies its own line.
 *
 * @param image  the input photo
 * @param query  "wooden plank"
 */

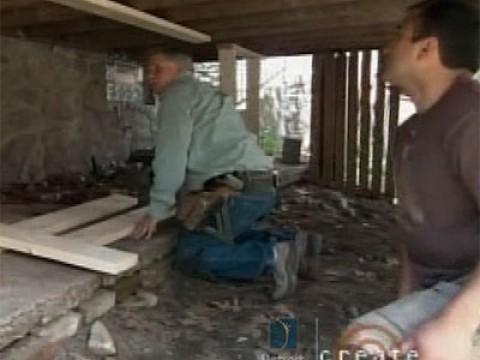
xmin=346 ymin=51 xmax=359 ymax=191
xmin=321 ymin=53 xmax=337 ymax=185
xmin=44 ymin=0 xmax=211 ymax=43
xmin=0 ymin=224 xmax=138 ymax=275
xmin=14 ymin=194 xmax=137 ymax=235
xmin=245 ymin=57 xmax=261 ymax=136
xmin=371 ymin=54 xmax=386 ymax=195
xmin=218 ymin=44 xmax=237 ymax=100
xmin=65 ymin=208 xmax=147 ymax=246
xmin=385 ymin=86 xmax=400 ymax=197
xmin=310 ymin=53 xmax=324 ymax=182
xmin=359 ymin=50 xmax=372 ymax=191
xmin=334 ymin=52 xmax=347 ymax=187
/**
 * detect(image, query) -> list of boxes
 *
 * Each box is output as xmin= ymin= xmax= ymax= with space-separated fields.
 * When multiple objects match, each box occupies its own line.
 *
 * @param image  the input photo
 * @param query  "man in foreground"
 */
xmin=131 ymin=49 xmax=308 ymax=300
xmin=345 ymin=1 xmax=480 ymax=359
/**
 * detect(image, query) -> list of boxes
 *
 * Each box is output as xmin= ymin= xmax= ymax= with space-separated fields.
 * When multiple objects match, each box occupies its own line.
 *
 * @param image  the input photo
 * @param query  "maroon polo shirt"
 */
xmin=393 ymin=74 xmax=480 ymax=286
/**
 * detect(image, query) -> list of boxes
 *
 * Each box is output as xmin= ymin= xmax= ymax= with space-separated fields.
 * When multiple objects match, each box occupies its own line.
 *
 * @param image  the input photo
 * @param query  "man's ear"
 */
xmin=416 ymin=37 xmax=439 ymax=63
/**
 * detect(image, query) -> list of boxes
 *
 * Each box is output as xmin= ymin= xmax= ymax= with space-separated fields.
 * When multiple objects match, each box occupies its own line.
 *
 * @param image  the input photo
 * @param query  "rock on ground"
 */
xmin=87 ymin=321 xmax=116 ymax=357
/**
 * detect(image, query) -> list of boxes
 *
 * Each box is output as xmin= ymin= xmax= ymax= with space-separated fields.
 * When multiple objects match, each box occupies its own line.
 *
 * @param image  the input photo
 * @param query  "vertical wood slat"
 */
xmin=371 ymin=55 xmax=386 ymax=195
xmin=334 ymin=53 xmax=347 ymax=187
xmin=246 ymin=57 xmax=261 ymax=136
xmin=346 ymin=52 xmax=359 ymax=192
xmin=385 ymin=86 xmax=400 ymax=197
xmin=310 ymin=53 xmax=324 ymax=182
xmin=310 ymin=49 xmax=398 ymax=199
xmin=321 ymin=53 xmax=337 ymax=185
xmin=359 ymin=50 xmax=372 ymax=190
xmin=218 ymin=45 xmax=237 ymax=100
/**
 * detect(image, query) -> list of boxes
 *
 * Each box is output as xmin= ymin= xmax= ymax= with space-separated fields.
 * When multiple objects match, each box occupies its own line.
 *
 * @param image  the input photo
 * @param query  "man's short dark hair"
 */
xmin=408 ymin=0 xmax=480 ymax=73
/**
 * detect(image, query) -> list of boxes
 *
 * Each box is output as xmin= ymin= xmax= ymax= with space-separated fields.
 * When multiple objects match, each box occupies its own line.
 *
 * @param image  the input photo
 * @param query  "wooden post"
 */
xmin=359 ymin=50 xmax=372 ymax=192
xmin=218 ymin=44 xmax=237 ymax=101
xmin=321 ymin=53 xmax=337 ymax=186
xmin=310 ymin=53 xmax=324 ymax=182
xmin=246 ymin=57 xmax=261 ymax=135
xmin=346 ymin=51 xmax=359 ymax=192
xmin=334 ymin=52 xmax=347 ymax=187
xmin=371 ymin=54 xmax=386 ymax=195
xmin=385 ymin=86 xmax=400 ymax=198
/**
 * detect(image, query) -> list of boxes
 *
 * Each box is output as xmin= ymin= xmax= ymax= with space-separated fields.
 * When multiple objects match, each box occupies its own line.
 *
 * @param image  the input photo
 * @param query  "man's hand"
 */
xmin=398 ymin=314 xmax=475 ymax=360
xmin=131 ymin=214 xmax=159 ymax=239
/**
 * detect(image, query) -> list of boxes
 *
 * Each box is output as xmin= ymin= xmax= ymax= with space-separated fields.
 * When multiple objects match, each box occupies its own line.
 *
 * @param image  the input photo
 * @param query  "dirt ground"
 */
xmin=40 ymin=181 xmax=401 ymax=360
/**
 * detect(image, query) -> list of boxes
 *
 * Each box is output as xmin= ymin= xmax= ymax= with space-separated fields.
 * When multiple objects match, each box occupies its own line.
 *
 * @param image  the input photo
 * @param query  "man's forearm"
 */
xmin=441 ymin=264 xmax=480 ymax=334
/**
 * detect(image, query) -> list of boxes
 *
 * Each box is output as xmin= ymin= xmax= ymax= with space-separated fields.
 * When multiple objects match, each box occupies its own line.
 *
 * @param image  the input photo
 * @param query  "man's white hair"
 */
xmin=146 ymin=48 xmax=193 ymax=72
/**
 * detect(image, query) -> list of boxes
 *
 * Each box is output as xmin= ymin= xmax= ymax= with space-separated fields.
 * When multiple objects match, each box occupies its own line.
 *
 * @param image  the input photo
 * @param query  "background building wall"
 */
xmin=0 ymin=37 xmax=135 ymax=186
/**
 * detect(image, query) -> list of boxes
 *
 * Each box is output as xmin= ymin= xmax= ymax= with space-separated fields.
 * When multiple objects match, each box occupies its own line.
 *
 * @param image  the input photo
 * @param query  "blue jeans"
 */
xmin=349 ymin=276 xmax=480 ymax=357
xmin=175 ymin=191 xmax=295 ymax=281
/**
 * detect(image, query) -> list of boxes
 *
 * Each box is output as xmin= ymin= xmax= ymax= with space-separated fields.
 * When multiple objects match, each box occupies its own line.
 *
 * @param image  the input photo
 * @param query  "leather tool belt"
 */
xmin=176 ymin=170 xmax=276 ymax=242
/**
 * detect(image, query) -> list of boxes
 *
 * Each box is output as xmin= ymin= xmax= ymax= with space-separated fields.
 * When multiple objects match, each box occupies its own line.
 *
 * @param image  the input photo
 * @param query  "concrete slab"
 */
xmin=0 ymin=225 xmax=177 ymax=350
xmin=0 ymin=253 xmax=99 ymax=349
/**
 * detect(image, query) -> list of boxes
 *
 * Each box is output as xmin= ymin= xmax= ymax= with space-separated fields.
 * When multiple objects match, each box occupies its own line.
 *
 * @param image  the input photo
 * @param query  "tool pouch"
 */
xmin=176 ymin=178 xmax=240 ymax=232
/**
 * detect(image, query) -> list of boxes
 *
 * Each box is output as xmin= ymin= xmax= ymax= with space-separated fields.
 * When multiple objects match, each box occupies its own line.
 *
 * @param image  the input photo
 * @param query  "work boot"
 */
xmin=292 ymin=230 xmax=308 ymax=282
xmin=271 ymin=231 xmax=307 ymax=300
xmin=299 ymin=232 xmax=323 ymax=280
xmin=272 ymin=242 xmax=296 ymax=300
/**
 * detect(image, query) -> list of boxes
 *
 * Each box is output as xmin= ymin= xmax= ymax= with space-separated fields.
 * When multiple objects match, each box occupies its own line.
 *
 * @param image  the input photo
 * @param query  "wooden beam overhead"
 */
xmin=0 ymin=0 xmax=41 ymax=11
xmin=44 ymin=0 xmax=211 ymax=43
xmin=1 ymin=0 xmax=404 ymax=34
xmin=0 ymin=0 xmax=214 ymax=28
xmin=125 ymin=0 xmax=215 ymax=9
xmin=2 ymin=12 xmax=398 ymax=42
xmin=0 ymin=0 xmax=407 ymax=57
xmin=183 ymin=2 xmax=402 ymax=33
xmin=236 ymin=36 xmax=390 ymax=55
xmin=51 ymin=22 xmax=393 ymax=51
xmin=212 ymin=22 xmax=397 ymax=42
xmin=0 ymin=3 xmax=82 ymax=28
xmin=164 ymin=0 xmax=358 ymax=23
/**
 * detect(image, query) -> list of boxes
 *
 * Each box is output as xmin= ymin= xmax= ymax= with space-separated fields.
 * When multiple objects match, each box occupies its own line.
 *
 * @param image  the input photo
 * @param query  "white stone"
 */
xmin=137 ymin=290 xmax=158 ymax=308
xmin=79 ymin=290 xmax=115 ymax=324
xmin=88 ymin=321 xmax=116 ymax=357
xmin=35 ymin=312 xmax=82 ymax=342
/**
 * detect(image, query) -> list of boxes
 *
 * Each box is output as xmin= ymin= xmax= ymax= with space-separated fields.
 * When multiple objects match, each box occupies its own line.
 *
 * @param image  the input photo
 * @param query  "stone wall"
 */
xmin=0 ymin=36 xmax=134 ymax=186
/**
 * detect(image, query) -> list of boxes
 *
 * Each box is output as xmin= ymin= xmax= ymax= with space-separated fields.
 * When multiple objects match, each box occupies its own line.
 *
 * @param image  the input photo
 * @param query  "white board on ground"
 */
xmin=13 ymin=194 xmax=137 ymax=235
xmin=66 ymin=207 xmax=147 ymax=246
xmin=0 ymin=224 xmax=138 ymax=275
